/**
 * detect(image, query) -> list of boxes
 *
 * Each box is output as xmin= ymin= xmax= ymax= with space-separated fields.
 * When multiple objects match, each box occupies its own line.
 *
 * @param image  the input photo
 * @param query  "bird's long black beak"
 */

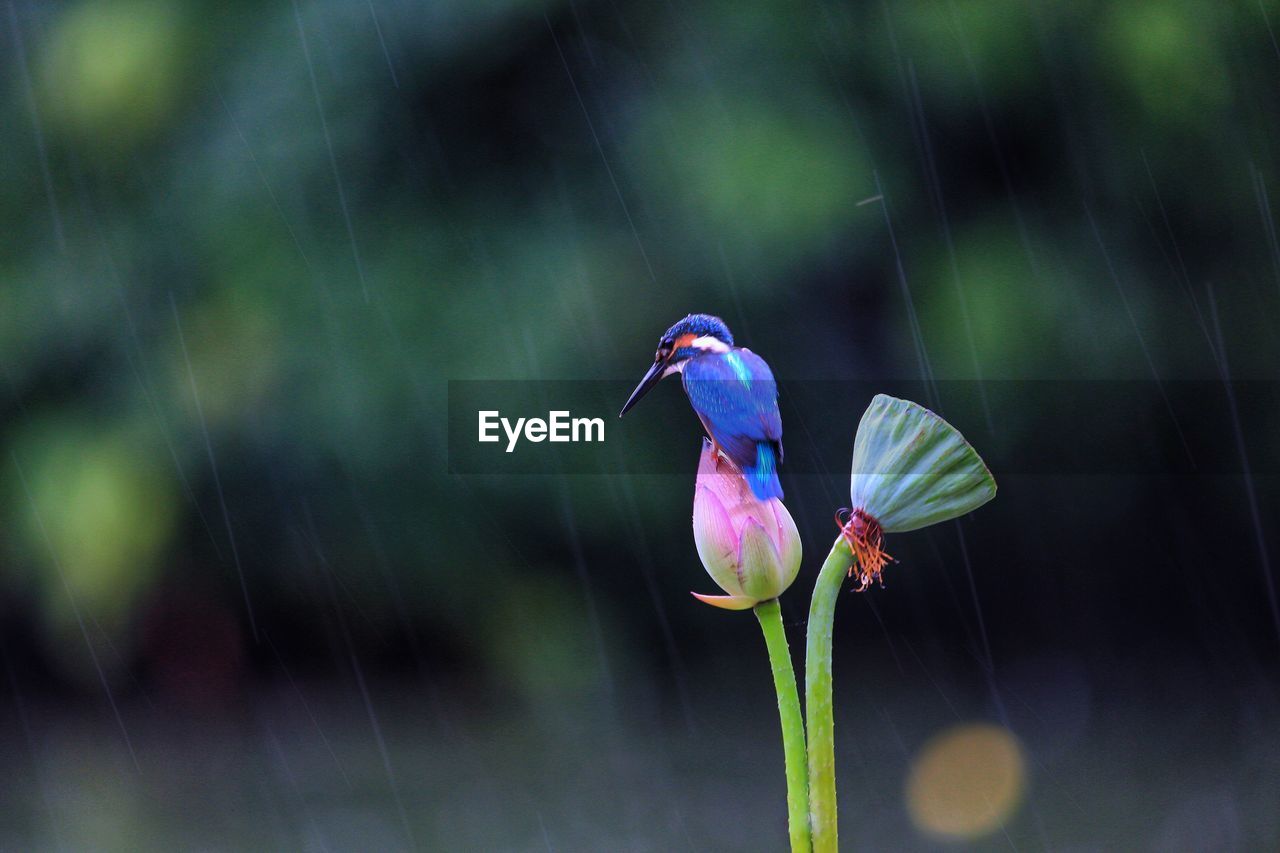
xmin=619 ymin=359 xmax=665 ymax=417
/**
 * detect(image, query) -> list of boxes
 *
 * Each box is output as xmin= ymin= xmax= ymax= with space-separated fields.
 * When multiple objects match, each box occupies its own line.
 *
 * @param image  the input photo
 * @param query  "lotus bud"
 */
xmin=691 ymin=439 xmax=802 ymax=610
xmin=844 ymin=395 xmax=997 ymax=590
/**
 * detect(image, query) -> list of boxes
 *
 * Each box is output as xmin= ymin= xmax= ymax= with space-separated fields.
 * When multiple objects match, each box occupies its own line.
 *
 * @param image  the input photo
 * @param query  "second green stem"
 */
xmin=804 ymin=535 xmax=854 ymax=853
xmin=754 ymin=598 xmax=811 ymax=853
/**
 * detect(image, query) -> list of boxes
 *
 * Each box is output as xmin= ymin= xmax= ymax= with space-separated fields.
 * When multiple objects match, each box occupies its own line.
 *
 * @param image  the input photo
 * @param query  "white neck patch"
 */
xmin=690 ymin=335 xmax=730 ymax=353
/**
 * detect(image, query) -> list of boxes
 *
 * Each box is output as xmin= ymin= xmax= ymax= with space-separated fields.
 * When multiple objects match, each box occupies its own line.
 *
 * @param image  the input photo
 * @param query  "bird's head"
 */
xmin=619 ymin=314 xmax=734 ymax=416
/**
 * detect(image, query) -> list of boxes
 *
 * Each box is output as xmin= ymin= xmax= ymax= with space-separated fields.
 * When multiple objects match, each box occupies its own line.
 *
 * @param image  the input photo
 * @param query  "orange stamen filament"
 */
xmin=835 ymin=508 xmax=895 ymax=592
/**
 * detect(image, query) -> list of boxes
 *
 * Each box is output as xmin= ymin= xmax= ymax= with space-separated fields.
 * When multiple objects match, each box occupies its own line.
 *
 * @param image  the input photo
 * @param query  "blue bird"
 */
xmin=620 ymin=313 xmax=784 ymax=500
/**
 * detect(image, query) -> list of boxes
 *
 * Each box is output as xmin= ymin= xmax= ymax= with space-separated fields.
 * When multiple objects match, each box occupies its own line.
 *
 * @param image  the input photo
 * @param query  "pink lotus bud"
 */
xmin=690 ymin=439 xmax=802 ymax=610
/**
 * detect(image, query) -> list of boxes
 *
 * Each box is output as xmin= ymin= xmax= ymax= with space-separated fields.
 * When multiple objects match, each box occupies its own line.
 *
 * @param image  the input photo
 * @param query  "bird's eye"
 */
xmin=656 ymin=346 xmax=671 ymax=361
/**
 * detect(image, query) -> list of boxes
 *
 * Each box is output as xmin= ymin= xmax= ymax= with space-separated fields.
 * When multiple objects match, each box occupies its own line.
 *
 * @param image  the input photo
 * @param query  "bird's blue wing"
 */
xmin=683 ymin=350 xmax=783 ymax=470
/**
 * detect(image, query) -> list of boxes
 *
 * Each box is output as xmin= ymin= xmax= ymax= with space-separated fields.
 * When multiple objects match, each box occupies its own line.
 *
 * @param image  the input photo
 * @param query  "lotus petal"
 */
xmin=692 ymin=484 xmax=744 ymax=595
xmin=736 ymin=517 xmax=784 ymax=601
xmin=690 ymin=592 xmax=759 ymax=610
xmin=771 ymin=499 xmax=803 ymax=591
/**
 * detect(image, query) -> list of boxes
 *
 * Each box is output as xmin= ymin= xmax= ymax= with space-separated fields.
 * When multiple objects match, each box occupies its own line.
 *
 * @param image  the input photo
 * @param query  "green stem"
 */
xmin=754 ymin=598 xmax=811 ymax=853
xmin=804 ymin=535 xmax=854 ymax=853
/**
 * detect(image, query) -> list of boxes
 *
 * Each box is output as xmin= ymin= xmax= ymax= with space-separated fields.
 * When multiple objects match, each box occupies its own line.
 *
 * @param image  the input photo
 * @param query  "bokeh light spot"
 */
xmin=905 ymin=722 xmax=1026 ymax=841
xmin=1102 ymin=1 xmax=1229 ymax=124
xmin=626 ymin=92 xmax=870 ymax=273
xmin=40 ymin=0 xmax=186 ymax=148
xmin=6 ymin=418 xmax=178 ymax=679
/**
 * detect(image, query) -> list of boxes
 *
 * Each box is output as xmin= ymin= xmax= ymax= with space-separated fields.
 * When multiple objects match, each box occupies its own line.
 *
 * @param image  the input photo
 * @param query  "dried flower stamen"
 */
xmin=835 ymin=507 xmax=894 ymax=591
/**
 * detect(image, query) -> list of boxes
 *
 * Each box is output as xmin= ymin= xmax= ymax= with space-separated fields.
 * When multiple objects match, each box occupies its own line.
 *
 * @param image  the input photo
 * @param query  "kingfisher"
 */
xmin=619 ymin=313 xmax=784 ymax=500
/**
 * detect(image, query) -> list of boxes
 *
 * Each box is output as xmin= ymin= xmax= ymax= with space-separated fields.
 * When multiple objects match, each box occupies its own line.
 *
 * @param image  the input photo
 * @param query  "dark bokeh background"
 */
xmin=3 ymin=0 xmax=1280 ymax=848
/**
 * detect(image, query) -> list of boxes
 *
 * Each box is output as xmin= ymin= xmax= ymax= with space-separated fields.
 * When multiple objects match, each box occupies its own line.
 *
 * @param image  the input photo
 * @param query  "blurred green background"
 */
xmin=3 ymin=0 xmax=1280 ymax=848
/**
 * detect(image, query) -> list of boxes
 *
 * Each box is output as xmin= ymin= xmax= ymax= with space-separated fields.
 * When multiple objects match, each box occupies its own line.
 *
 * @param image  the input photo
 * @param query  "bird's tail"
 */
xmin=746 ymin=442 xmax=784 ymax=501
